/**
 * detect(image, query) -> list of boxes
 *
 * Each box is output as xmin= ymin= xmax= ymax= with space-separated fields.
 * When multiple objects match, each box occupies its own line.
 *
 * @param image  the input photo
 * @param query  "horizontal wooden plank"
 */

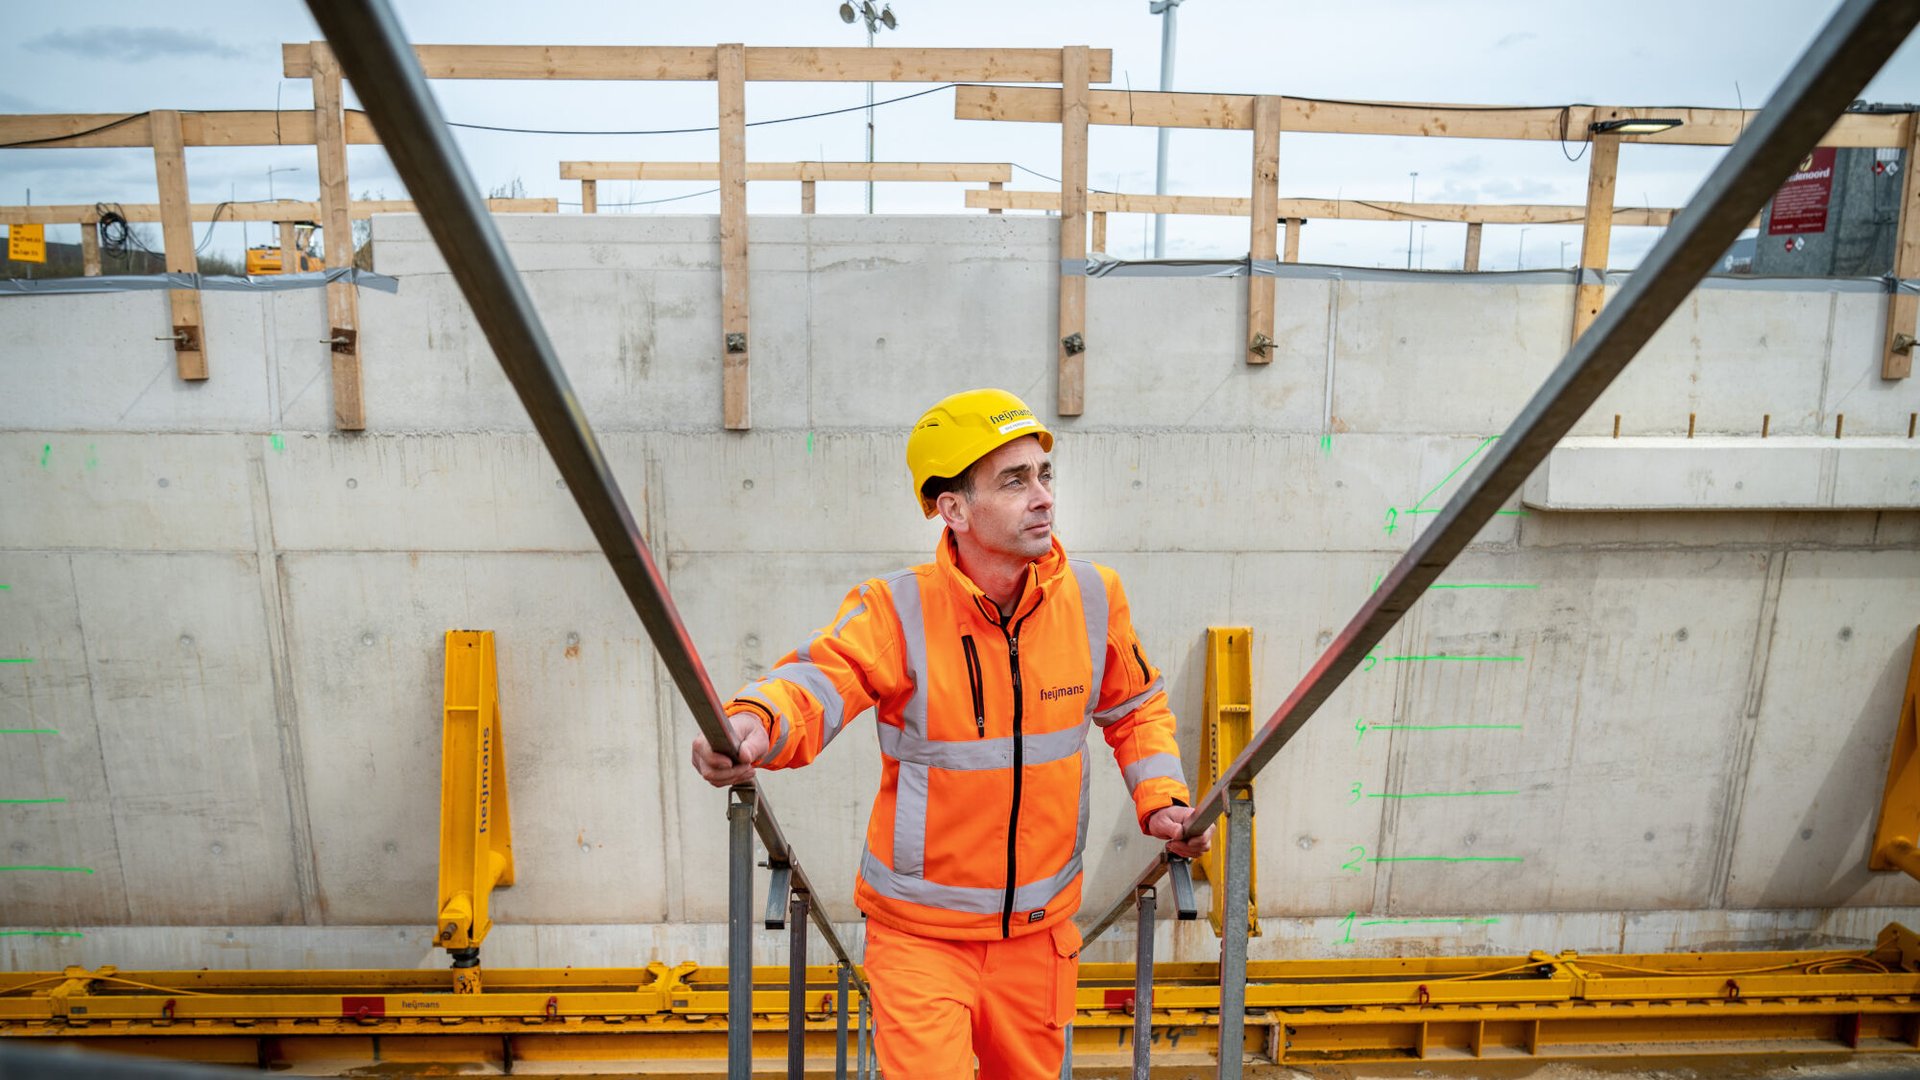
xmin=0 ymin=111 xmax=380 ymax=149
xmin=962 ymin=188 xmax=1707 ymax=226
xmin=286 ymin=42 xmax=1112 ymax=83
xmin=953 ymin=85 xmax=1909 ymax=147
xmin=0 ymin=197 xmax=555 ymax=225
xmin=561 ymin=160 xmax=1013 ymax=182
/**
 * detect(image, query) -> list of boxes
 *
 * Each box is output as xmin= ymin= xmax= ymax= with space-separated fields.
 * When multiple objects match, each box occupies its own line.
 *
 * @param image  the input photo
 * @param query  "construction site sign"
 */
xmin=1768 ymin=148 xmax=1837 ymax=235
xmin=7 ymin=224 xmax=46 ymax=263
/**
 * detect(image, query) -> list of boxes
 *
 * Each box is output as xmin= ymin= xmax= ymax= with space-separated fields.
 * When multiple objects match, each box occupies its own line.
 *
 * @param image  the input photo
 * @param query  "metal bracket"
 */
xmin=764 ymin=861 xmax=793 ymax=930
xmin=156 ymin=326 xmax=201 ymax=353
xmin=1061 ymin=331 xmax=1085 ymax=356
xmin=725 ymin=331 xmax=748 ymax=354
xmin=326 ymin=327 xmax=358 ymax=354
xmin=1249 ymin=331 xmax=1275 ymax=359
xmin=1166 ymin=856 xmax=1198 ymax=920
xmin=1893 ymin=332 xmax=1916 ymax=355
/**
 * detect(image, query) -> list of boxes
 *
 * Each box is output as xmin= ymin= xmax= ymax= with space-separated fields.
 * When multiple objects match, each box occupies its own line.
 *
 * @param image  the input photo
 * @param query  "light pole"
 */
xmin=1419 ymin=223 xmax=1427 ymax=269
xmin=1560 ymin=239 xmax=1570 ymax=267
xmin=1518 ymin=226 xmax=1531 ymax=269
xmin=1150 ymin=0 xmax=1186 ymax=257
xmin=838 ymin=1 xmax=899 ymax=214
xmin=1405 ymin=171 xmax=1418 ymax=269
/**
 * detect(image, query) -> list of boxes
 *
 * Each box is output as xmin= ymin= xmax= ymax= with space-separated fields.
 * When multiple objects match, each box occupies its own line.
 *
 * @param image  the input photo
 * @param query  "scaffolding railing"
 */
xmin=1067 ymin=1 xmax=1920 ymax=1077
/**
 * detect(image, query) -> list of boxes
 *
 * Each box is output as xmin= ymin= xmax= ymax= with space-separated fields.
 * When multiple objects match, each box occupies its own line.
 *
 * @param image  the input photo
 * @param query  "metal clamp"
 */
xmin=324 ymin=327 xmax=358 ymax=354
xmin=1166 ymin=856 xmax=1198 ymax=920
xmin=1061 ymin=331 xmax=1086 ymax=356
xmin=1893 ymin=332 xmax=1916 ymax=355
xmin=1249 ymin=331 xmax=1275 ymax=359
xmin=155 ymin=326 xmax=200 ymax=352
xmin=725 ymin=331 xmax=748 ymax=354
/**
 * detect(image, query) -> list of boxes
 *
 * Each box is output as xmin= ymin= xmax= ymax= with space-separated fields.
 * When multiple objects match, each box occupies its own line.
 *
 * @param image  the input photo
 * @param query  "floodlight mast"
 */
xmin=1150 ymin=0 xmax=1184 ymax=257
xmin=836 ymin=2 xmax=900 ymax=213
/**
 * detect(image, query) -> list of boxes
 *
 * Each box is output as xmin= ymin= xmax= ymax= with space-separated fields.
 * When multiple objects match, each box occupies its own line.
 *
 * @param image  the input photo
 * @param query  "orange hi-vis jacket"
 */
xmin=726 ymin=532 xmax=1191 ymax=941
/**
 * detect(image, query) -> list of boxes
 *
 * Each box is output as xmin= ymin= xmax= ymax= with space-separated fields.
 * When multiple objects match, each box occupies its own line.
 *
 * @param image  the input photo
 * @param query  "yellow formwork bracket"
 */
xmin=437 ymin=631 xmax=515 ymax=960
xmin=1194 ymin=627 xmax=1259 ymax=938
xmin=1870 ymin=626 xmax=1920 ymax=881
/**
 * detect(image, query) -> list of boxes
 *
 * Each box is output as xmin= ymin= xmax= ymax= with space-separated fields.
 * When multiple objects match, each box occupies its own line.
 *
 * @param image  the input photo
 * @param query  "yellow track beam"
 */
xmin=436 ymin=630 xmax=514 ymax=988
xmin=1871 ymin=626 xmax=1920 ymax=880
xmin=1194 ymin=627 xmax=1259 ymax=937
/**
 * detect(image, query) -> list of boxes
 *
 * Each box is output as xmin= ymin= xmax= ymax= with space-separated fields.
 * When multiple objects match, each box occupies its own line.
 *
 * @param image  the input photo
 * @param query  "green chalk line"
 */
xmin=0 ymin=930 xmax=84 ymax=938
xmin=0 ymin=658 xmax=35 ymax=664
xmin=0 ymin=584 xmax=11 ymax=590
xmin=1369 ymin=856 xmax=1526 ymax=864
xmin=1 ymin=729 xmax=59 ymax=735
xmin=1411 ymin=435 xmax=1497 ymax=511
xmin=1382 ymin=655 xmax=1525 ymax=662
xmin=1367 ymin=790 xmax=1521 ymax=799
xmin=0 ymin=866 xmax=94 ymax=873
xmin=0 ymin=798 xmax=66 ymax=805
xmin=1371 ymin=724 xmax=1523 ymax=733
xmin=1361 ymin=917 xmax=1501 ymax=927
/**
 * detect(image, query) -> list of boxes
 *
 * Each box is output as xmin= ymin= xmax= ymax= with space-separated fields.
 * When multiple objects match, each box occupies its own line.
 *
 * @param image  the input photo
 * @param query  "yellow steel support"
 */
xmin=436 ymin=630 xmax=514 ymax=991
xmin=1871 ymin=626 xmax=1920 ymax=880
xmin=6 ymin=933 xmax=1920 ymax=1071
xmin=1194 ymin=627 xmax=1259 ymax=937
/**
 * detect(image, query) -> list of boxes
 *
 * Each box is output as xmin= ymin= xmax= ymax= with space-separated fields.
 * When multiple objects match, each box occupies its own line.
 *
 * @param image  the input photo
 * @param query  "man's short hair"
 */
xmin=920 ymin=463 xmax=976 ymax=509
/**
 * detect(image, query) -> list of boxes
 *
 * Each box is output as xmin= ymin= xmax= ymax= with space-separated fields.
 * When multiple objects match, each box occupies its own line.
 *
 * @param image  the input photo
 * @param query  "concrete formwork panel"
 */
xmin=278 ymin=551 xmax=669 ymax=925
xmin=1723 ymin=549 xmax=1920 ymax=909
xmin=0 ymin=433 xmax=255 ymax=552
xmin=71 ymin=551 xmax=298 ymax=924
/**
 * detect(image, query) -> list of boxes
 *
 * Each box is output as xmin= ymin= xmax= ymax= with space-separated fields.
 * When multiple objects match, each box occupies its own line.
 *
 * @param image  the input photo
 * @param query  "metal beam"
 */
xmin=1081 ymin=0 xmax=1920 ymax=944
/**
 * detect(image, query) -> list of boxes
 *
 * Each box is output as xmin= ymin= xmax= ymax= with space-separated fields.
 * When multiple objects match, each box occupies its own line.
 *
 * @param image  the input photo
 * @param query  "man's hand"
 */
xmin=1146 ymin=805 xmax=1214 ymax=860
xmin=691 ymin=712 xmax=770 ymax=788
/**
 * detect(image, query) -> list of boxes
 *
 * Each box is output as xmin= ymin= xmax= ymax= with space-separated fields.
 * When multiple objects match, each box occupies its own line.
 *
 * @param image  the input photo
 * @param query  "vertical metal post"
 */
xmin=790 ymin=889 xmax=810 ymax=1078
xmin=836 ymin=963 xmax=850 ymax=1080
xmin=1216 ymin=788 xmax=1254 ymax=1080
xmin=859 ymin=992 xmax=871 ymax=1078
xmin=1133 ymin=887 xmax=1156 ymax=1079
xmin=1151 ymin=0 xmax=1180 ymax=257
xmin=729 ymin=788 xmax=756 ymax=1080
xmin=1060 ymin=1023 xmax=1073 ymax=1078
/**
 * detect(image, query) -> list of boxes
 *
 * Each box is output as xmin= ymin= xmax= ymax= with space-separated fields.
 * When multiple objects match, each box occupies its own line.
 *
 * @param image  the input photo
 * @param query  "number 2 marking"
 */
xmin=1342 ymin=845 xmax=1366 ymax=873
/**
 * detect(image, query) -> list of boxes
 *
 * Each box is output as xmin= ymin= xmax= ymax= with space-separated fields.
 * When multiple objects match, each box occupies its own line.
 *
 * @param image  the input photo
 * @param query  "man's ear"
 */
xmin=936 ymin=490 xmax=969 ymax=533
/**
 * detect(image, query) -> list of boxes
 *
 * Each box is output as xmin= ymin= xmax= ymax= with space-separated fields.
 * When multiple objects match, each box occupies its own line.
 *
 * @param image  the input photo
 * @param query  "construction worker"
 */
xmin=691 ymin=387 xmax=1212 ymax=1078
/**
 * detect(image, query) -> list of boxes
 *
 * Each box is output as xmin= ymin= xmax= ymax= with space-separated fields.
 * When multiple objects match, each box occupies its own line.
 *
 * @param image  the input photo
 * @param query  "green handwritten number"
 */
xmin=1382 ymin=507 xmax=1399 ymax=537
xmin=1354 ymin=717 xmax=1368 ymax=746
xmin=1337 ymin=911 xmax=1356 ymax=945
xmin=1349 ymin=782 xmax=1363 ymax=805
xmin=1362 ymin=652 xmax=1379 ymax=673
xmin=1342 ymin=845 xmax=1365 ymax=873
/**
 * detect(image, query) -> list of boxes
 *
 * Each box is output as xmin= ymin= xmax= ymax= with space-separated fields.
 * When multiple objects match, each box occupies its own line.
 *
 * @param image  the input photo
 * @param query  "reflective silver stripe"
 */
xmin=1093 ymin=677 xmax=1166 ymax=728
xmin=736 ymin=689 xmax=790 ymax=765
xmin=799 ymin=592 xmax=868 ymax=664
xmin=761 ymin=661 xmax=849 ymax=746
xmin=882 ymin=571 xmax=927 ymax=739
xmin=877 ymin=720 xmax=1087 ymax=771
xmin=894 ymin=758 xmax=929 ymax=878
xmin=1068 ymin=560 xmax=1108 ymax=721
xmin=1074 ymin=748 xmax=1091 ymax=856
xmin=1121 ymin=751 xmax=1186 ymax=794
xmin=861 ymin=847 xmax=1083 ymax=915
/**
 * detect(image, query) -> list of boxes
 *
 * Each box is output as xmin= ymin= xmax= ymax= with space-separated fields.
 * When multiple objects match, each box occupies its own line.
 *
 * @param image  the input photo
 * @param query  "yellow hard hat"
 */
xmin=906 ymin=388 xmax=1054 ymax=518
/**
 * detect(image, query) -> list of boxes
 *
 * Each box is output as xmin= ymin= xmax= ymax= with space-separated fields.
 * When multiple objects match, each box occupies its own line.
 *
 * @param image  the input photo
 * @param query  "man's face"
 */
xmin=941 ymin=435 xmax=1055 ymax=560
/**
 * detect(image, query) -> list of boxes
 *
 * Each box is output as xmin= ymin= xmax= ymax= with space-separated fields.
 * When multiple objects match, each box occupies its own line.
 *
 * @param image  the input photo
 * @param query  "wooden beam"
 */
xmin=580 ymin=179 xmax=597 ymax=214
xmin=952 ymin=85 xmax=1906 ymax=147
xmin=80 ymin=221 xmax=100 ymax=276
xmin=718 ymin=44 xmax=750 ymax=431
xmin=1058 ymin=46 xmax=1089 ymax=417
xmin=1091 ymin=211 xmax=1106 ymax=253
xmin=279 ymin=221 xmax=298 ymax=271
xmin=1464 ymin=221 xmax=1483 ymax=271
xmin=0 ymin=111 xmax=380 ymax=149
xmin=149 ymin=110 xmax=206 ymax=382
xmin=1885 ymin=114 xmax=1920 ymax=380
xmin=560 ymin=160 xmax=1014 ymax=182
xmin=1571 ymin=132 xmax=1620 ymax=342
xmin=0 ymin=197 xmax=554 ymax=226
xmin=1282 ymin=218 xmax=1302 ymax=264
xmin=987 ymin=179 xmax=1003 ymax=215
xmin=312 ymin=44 xmax=364 ymax=431
xmin=962 ymin=188 xmax=1703 ymax=227
xmin=1247 ymin=96 xmax=1281 ymax=365
xmin=285 ymin=42 xmax=1113 ymax=83
xmin=800 ymin=180 xmax=816 ymax=214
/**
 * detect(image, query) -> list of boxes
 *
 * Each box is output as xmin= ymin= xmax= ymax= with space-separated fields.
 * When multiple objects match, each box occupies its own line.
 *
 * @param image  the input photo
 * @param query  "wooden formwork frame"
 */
xmin=560 ymin=161 xmax=1012 ymax=218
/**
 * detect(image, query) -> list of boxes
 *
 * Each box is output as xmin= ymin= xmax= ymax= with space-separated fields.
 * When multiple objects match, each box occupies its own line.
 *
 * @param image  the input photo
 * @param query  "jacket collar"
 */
xmin=935 ymin=528 xmax=1069 ymax=626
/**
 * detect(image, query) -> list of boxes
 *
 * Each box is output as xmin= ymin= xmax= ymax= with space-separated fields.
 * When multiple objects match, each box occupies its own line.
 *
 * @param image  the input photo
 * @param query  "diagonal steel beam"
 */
xmin=1085 ymin=0 xmax=1920 ymax=945
xmin=300 ymin=0 xmax=868 ymax=995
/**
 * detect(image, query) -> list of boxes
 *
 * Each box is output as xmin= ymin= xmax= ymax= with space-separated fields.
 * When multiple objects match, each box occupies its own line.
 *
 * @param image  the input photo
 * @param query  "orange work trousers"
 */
xmin=865 ymin=917 xmax=1081 ymax=1079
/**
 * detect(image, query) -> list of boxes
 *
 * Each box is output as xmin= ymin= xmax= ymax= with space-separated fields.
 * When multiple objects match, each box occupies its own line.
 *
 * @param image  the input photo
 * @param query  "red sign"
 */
xmin=1768 ymin=147 xmax=1836 ymax=235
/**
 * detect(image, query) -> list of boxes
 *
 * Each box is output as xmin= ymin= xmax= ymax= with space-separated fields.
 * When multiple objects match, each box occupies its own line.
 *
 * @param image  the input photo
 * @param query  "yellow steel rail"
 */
xmin=1871 ymin=626 xmax=1920 ymax=880
xmin=435 ymin=631 xmax=515 ymax=993
xmin=1194 ymin=627 xmax=1259 ymax=938
xmin=6 ymin=927 xmax=1920 ymax=1071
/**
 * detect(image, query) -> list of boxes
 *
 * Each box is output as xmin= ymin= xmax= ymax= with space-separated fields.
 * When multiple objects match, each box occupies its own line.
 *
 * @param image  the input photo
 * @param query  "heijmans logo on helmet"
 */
xmin=987 ymin=408 xmax=1033 ymax=425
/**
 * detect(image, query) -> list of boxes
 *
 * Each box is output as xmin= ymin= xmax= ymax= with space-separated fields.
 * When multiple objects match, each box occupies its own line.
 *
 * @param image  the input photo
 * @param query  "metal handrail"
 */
xmin=1083 ymin=0 xmax=1920 ymax=949
xmin=299 ymin=4 xmax=872 ymax=1077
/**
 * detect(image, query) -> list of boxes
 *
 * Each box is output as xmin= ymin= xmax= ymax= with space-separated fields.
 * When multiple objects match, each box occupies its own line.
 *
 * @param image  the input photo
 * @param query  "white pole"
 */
xmin=1152 ymin=0 xmax=1181 ymax=257
xmin=866 ymin=20 xmax=875 ymax=214
xmin=1406 ymin=171 xmax=1418 ymax=269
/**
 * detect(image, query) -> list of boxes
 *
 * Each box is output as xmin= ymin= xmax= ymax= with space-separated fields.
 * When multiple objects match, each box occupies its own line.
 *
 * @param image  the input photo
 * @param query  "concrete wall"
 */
xmin=2 ymin=213 xmax=1918 ymax=972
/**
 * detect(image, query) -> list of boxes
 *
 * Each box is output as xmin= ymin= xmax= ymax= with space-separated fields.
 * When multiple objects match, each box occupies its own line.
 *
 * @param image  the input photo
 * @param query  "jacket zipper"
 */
xmin=961 ymin=635 xmax=986 ymax=737
xmin=1132 ymin=642 xmax=1153 ymax=684
xmin=1000 ymin=611 xmax=1032 ymax=937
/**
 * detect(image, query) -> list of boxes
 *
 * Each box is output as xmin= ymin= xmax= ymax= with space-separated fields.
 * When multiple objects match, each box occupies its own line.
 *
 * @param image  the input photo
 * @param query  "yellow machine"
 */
xmin=244 ymin=224 xmax=321 ymax=274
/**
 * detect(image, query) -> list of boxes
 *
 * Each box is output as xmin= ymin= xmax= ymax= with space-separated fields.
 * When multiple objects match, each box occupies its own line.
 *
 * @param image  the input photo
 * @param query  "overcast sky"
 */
xmin=5 ymin=0 xmax=1920 ymax=268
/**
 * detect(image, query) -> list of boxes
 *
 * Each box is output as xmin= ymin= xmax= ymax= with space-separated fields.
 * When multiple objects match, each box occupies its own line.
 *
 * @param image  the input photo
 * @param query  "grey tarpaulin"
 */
xmin=0 ymin=267 xmax=399 ymax=297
